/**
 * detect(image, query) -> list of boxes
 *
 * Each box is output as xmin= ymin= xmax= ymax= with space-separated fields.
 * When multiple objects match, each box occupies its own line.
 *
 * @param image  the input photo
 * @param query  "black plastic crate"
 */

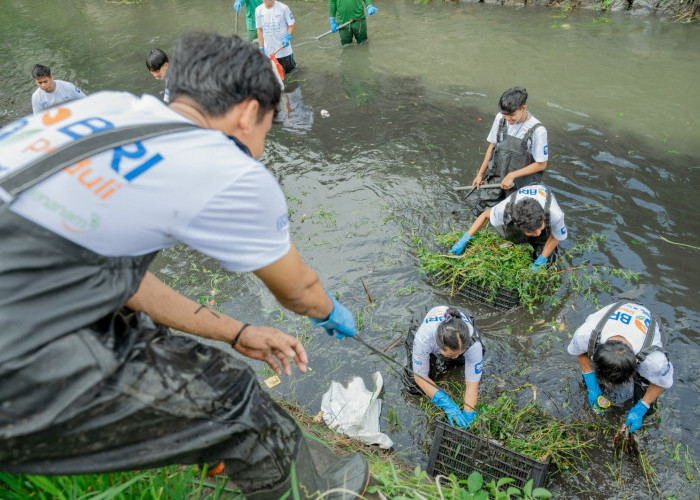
xmin=427 ymin=420 xmax=550 ymax=489
xmin=427 ymin=272 xmax=520 ymax=310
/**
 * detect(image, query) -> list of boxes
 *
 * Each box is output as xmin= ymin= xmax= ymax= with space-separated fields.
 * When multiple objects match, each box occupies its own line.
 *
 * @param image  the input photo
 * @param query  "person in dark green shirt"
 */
xmin=234 ymin=0 xmax=264 ymax=41
xmin=329 ymin=0 xmax=378 ymax=46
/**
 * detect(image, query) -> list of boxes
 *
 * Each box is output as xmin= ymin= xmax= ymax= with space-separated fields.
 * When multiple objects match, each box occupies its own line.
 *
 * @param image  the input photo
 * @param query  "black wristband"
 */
xmin=231 ymin=323 xmax=250 ymax=347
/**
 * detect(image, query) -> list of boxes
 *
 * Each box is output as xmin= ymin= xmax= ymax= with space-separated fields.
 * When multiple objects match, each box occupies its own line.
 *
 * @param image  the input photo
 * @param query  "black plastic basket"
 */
xmin=427 ymin=420 xmax=550 ymax=489
xmin=427 ymin=272 xmax=520 ymax=311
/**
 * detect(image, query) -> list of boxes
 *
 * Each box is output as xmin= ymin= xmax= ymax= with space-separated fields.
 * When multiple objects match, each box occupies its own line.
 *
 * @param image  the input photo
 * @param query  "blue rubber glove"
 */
xmin=461 ymin=410 xmax=478 ymax=428
xmin=449 ymin=233 xmax=473 ymax=255
xmin=330 ymin=17 xmax=339 ymax=33
xmin=432 ymin=390 xmax=469 ymax=428
xmin=366 ymin=4 xmax=378 ymax=15
xmin=282 ymin=33 xmax=292 ymax=47
xmin=259 ymin=46 xmax=265 ymax=54
xmin=309 ymin=291 xmax=356 ymax=339
xmin=531 ymin=255 xmax=548 ymax=271
xmin=233 ymin=0 xmax=242 ymax=13
xmin=626 ymin=400 xmax=650 ymax=433
xmin=582 ymin=371 xmax=605 ymax=413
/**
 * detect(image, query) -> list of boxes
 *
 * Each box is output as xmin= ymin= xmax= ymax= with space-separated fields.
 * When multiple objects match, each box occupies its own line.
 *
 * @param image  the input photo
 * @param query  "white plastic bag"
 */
xmin=320 ymin=371 xmax=393 ymax=449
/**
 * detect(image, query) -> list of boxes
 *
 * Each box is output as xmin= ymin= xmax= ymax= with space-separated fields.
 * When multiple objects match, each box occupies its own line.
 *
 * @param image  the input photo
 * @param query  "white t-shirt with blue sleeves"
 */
xmin=412 ymin=306 xmax=484 ymax=382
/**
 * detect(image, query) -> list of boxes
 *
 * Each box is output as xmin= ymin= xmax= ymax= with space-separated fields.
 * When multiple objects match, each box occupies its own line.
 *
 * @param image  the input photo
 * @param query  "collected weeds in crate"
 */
xmin=413 ymin=229 xmax=638 ymax=310
xmin=422 ymin=387 xmax=600 ymax=477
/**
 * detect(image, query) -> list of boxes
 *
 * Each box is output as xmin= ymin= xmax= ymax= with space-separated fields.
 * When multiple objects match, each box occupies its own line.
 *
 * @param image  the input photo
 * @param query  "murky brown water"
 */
xmin=2 ymin=0 xmax=699 ymax=497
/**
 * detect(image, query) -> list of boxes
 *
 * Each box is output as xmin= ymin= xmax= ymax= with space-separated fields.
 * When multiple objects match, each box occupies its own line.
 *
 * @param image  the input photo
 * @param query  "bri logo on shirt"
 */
xmin=475 ymin=361 xmax=483 ymax=374
xmin=413 ymin=359 xmax=423 ymax=366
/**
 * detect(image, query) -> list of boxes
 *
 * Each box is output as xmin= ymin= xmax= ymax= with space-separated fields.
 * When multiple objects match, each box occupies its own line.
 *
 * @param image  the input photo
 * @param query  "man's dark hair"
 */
xmin=499 ymin=87 xmax=528 ymax=115
xmin=436 ymin=307 xmax=471 ymax=353
xmin=511 ymin=198 xmax=545 ymax=233
xmin=146 ymin=49 xmax=169 ymax=72
xmin=168 ymin=32 xmax=280 ymax=119
xmin=592 ymin=340 xmax=637 ymax=385
xmin=32 ymin=64 xmax=51 ymax=79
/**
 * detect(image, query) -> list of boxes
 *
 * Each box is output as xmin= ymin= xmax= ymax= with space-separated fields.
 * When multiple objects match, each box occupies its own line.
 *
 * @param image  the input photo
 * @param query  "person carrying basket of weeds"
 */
xmin=449 ymin=183 xmax=568 ymax=271
xmin=405 ymin=306 xmax=484 ymax=429
xmin=568 ymin=301 xmax=674 ymax=434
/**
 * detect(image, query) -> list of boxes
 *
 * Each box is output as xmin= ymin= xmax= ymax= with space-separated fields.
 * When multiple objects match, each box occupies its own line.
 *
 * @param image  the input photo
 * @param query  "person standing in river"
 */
xmin=0 ymin=33 xmax=369 ymax=499
xmin=471 ymin=87 xmax=548 ymax=217
xmin=328 ymin=0 xmax=378 ymax=46
xmin=568 ymin=301 xmax=673 ymax=434
xmin=234 ymin=0 xmax=263 ymax=41
xmin=256 ymin=0 xmax=296 ymax=74
xmin=30 ymin=64 xmax=86 ymax=114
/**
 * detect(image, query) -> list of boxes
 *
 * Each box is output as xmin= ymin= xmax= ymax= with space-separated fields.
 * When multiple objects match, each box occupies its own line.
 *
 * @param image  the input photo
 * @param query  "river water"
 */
xmin=2 ymin=0 xmax=699 ymax=497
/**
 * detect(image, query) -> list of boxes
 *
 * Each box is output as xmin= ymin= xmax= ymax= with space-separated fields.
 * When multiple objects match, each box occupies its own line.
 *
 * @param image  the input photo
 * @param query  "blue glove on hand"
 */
xmin=282 ymin=33 xmax=292 ymax=47
xmin=582 ymin=371 xmax=605 ymax=413
xmin=626 ymin=400 xmax=649 ymax=433
xmin=259 ymin=46 xmax=265 ymax=54
xmin=449 ymin=233 xmax=473 ymax=255
xmin=461 ymin=410 xmax=478 ymax=428
xmin=234 ymin=0 xmax=242 ymax=13
xmin=309 ymin=290 xmax=356 ymax=339
xmin=531 ymin=255 xmax=548 ymax=271
xmin=367 ymin=4 xmax=378 ymax=15
xmin=432 ymin=390 xmax=469 ymax=428
xmin=330 ymin=17 xmax=339 ymax=33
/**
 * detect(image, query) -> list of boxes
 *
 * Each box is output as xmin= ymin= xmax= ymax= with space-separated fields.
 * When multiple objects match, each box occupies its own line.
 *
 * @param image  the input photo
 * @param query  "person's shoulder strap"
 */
xmin=503 ymin=189 xmax=519 ymax=223
xmin=543 ymin=184 xmax=552 ymax=226
xmin=497 ymin=117 xmax=507 ymax=144
xmin=0 ymin=122 xmax=200 ymax=204
xmin=523 ymin=122 xmax=543 ymax=142
xmin=587 ymin=300 xmax=627 ymax=358
xmin=636 ymin=312 xmax=664 ymax=362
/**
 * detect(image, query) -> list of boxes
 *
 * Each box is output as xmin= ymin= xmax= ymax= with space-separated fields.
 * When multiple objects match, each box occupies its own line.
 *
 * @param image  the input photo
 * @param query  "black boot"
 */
xmin=246 ymin=437 xmax=370 ymax=499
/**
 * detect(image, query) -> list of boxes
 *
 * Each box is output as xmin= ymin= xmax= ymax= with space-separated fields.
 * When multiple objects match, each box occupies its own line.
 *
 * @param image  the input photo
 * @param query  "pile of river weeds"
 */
xmin=413 ymin=229 xmax=637 ymax=311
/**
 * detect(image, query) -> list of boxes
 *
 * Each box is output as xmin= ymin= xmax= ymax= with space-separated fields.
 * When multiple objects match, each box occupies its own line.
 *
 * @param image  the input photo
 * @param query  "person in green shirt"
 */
xmin=329 ymin=0 xmax=378 ymax=46
xmin=234 ymin=0 xmax=264 ymax=41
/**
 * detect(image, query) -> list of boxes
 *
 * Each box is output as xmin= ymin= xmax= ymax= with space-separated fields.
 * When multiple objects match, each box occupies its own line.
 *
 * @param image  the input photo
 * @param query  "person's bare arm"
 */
xmin=288 ymin=22 xmax=296 ymax=35
xmin=472 ymin=143 xmax=495 ymax=187
xmin=501 ymin=160 xmax=547 ymax=189
xmin=257 ymin=28 xmax=264 ymax=49
xmin=640 ymin=383 xmax=665 ymax=406
xmin=125 ymin=271 xmax=307 ymax=375
xmin=577 ymin=353 xmax=593 ymax=372
xmin=464 ymin=380 xmax=479 ymax=412
xmin=253 ymin=243 xmax=334 ymax=319
xmin=466 ymin=208 xmax=491 ymax=237
xmin=540 ymin=234 xmax=560 ymax=260
xmin=415 ymin=374 xmax=439 ymax=399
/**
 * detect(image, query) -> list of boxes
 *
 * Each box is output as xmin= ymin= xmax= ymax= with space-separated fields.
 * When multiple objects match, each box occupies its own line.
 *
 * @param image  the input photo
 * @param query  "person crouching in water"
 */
xmin=449 ymin=183 xmax=567 ymax=271
xmin=405 ymin=306 xmax=484 ymax=428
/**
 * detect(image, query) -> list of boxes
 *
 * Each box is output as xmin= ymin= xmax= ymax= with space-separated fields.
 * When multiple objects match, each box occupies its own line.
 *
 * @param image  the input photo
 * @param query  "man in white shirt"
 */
xmin=1 ymin=33 xmax=368 ymax=499
xmin=256 ymin=0 xmax=296 ymax=74
xmin=31 ymin=64 xmax=86 ymax=114
xmin=470 ymin=87 xmax=548 ymax=216
xmin=449 ymin=184 xmax=567 ymax=271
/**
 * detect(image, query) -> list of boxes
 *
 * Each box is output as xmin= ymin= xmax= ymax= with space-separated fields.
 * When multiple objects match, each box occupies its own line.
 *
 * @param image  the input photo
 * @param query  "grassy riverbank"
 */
xmin=0 ymin=399 xmax=553 ymax=499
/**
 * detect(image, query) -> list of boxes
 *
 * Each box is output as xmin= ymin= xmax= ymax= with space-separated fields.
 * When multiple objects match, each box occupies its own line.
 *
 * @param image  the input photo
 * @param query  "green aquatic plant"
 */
xmin=413 ymin=229 xmax=638 ymax=311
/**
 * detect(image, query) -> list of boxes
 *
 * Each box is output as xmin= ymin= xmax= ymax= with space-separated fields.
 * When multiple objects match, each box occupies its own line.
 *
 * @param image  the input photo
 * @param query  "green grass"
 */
xmin=413 ymin=229 xmax=638 ymax=311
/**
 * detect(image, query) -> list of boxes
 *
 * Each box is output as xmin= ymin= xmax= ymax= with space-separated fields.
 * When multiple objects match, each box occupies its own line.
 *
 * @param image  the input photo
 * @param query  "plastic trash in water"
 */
xmin=320 ymin=371 xmax=393 ymax=449
xmin=320 ymin=109 xmax=330 ymax=118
